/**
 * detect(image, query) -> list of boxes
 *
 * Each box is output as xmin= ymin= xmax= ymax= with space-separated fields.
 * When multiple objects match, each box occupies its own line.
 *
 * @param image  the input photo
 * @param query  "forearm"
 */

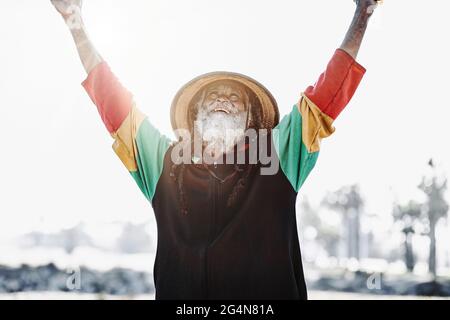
xmin=65 ymin=15 xmax=103 ymax=74
xmin=340 ymin=3 xmax=375 ymax=59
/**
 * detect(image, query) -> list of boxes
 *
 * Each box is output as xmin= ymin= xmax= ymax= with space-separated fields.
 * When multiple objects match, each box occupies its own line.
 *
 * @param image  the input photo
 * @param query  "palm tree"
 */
xmin=393 ymin=201 xmax=422 ymax=272
xmin=419 ymin=159 xmax=448 ymax=279
xmin=322 ymin=185 xmax=364 ymax=260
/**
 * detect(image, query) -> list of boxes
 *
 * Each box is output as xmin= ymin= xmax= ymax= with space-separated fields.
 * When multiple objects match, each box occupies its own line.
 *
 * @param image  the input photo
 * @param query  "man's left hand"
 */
xmin=354 ymin=0 xmax=380 ymax=16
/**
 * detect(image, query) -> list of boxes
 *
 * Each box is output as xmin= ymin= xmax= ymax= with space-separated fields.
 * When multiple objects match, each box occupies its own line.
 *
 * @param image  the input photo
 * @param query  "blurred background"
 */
xmin=1 ymin=0 xmax=450 ymax=299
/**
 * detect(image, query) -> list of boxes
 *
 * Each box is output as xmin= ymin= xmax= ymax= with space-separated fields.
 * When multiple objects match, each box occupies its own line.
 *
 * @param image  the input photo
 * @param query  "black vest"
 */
xmin=151 ymin=136 xmax=307 ymax=300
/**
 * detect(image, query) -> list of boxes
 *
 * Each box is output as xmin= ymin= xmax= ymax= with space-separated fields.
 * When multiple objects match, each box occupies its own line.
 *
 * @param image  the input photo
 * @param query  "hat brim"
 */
xmin=170 ymin=71 xmax=279 ymax=136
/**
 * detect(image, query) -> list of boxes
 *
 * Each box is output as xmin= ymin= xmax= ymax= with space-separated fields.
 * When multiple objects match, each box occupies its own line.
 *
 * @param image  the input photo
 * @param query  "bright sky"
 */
xmin=1 ymin=0 xmax=450 ymax=236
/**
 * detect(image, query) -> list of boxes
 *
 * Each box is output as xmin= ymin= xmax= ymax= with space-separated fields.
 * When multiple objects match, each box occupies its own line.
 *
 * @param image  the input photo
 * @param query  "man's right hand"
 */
xmin=51 ymin=0 xmax=83 ymax=20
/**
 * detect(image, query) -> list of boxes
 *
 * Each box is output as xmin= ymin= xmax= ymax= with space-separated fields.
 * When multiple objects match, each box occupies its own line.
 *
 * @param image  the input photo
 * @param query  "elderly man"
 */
xmin=51 ymin=0 xmax=378 ymax=300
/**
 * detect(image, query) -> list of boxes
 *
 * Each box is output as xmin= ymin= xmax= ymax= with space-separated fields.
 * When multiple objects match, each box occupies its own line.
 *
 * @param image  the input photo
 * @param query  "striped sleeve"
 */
xmin=82 ymin=62 xmax=172 ymax=202
xmin=273 ymin=49 xmax=366 ymax=192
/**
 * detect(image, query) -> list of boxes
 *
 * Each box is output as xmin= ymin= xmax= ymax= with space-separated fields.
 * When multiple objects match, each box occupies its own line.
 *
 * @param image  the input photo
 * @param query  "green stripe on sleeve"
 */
xmin=272 ymin=105 xmax=319 ymax=193
xmin=132 ymin=118 xmax=172 ymax=202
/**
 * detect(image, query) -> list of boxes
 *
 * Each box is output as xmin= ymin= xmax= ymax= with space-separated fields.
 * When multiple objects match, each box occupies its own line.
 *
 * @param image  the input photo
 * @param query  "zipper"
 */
xmin=205 ymin=162 xmax=224 ymax=299
xmin=204 ymin=246 xmax=209 ymax=299
xmin=204 ymin=172 xmax=217 ymax=299
xmin=211 ymin=174 xmax=217 ymax=242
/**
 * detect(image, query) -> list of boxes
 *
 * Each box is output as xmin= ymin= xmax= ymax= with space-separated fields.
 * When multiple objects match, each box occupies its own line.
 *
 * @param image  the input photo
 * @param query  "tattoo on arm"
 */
xmin=67 ymin=19 xmax=103 ymax=74
xmin=340 ymin=6 xmax=373 ymax=59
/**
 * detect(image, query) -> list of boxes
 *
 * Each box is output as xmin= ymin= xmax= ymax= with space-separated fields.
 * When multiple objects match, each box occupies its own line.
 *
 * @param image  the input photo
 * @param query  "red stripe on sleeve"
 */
xmin=304 ymin=49 xmax=366 ymax=120
xmin=82 ymin=62 xmax=133 ymax=133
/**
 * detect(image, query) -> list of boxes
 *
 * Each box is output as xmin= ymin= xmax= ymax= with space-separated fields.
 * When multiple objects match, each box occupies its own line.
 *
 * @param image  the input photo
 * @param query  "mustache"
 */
xmin=206 ymin=101 xmax=238 ymax=114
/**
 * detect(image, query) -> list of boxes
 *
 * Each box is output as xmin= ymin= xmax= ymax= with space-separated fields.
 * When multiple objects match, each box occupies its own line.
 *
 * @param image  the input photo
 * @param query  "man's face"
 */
xmin=194 ymin=81 xmax=250 ymax=157
xmin=202 ymin=80 xmax=248 ymax=115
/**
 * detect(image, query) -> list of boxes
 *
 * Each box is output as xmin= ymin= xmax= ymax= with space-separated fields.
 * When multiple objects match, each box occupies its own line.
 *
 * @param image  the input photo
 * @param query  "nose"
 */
xmin=216 ymin=95 xmax=229 ymax=103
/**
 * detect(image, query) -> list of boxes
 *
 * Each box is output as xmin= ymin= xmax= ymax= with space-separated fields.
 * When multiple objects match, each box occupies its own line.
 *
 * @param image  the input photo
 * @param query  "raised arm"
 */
xmin=340 ymin=0 xmax=379 ymax=59
xmin=51 ymin=0 xmax=131 ymax=135
xmin=51 ymin=0 xmax=172 ymax=204
xmin=303 ymin=0 xmax=378 ymax=123
xmin=273 ymin=1 xmax=379 ymax=192
xmin=51 ymin=0 xmax=102 ymax=73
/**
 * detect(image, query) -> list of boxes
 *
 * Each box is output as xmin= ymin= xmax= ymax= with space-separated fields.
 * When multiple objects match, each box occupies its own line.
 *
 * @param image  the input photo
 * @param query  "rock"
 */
xmin=0 ymin=264 xmax=154 ymax=295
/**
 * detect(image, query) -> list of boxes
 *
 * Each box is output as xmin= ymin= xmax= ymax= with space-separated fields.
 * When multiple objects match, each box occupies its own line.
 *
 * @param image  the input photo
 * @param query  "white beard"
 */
xmin=195 ymin=106 xmax=247 ymax=157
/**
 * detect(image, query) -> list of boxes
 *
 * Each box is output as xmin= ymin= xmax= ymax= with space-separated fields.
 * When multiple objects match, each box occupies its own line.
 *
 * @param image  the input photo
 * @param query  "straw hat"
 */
xmin=170 ymin=71 xmax=279 ymax=136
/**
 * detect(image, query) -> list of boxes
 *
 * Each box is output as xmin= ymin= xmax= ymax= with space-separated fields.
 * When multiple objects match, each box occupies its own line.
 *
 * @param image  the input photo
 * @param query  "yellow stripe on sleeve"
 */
xmin=111 ymin=103 xmax=146 ymax=172
xmin=298 ymin=93 xmax=336 ymax=153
